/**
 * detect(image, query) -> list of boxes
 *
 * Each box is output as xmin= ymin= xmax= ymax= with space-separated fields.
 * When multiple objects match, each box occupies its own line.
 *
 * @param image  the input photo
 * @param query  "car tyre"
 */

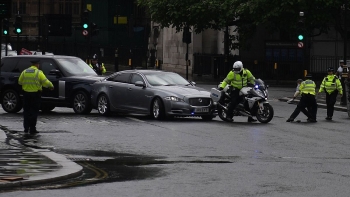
xmin=73 ymin=91 xmax=92 ymax=114
xmin=97 ymin=94 xmax=110 ymax=116
xmin=1 ymin=89 xmax=22 ymax=113
xmin=201 ymin=115 xmax=214 ymax=121
xmin=152 ymin=98 xmax=165 ymax=120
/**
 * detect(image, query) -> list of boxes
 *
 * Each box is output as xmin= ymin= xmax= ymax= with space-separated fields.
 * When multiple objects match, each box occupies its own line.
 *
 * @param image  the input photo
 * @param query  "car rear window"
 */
xmin=1 ymin=58 xmax=19 ymax=72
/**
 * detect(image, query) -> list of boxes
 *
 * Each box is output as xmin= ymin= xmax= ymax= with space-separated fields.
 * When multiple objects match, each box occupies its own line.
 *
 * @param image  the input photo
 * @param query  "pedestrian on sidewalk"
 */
xmin=287 ymin=74 xmax=317 ymax=122
xmin=18 ymin=59 xmax=54 ymax=134
xmin=336 ymin=60 xmax=346 ymax=105
xmin=318 ymin=67 xmax=343 ymax=120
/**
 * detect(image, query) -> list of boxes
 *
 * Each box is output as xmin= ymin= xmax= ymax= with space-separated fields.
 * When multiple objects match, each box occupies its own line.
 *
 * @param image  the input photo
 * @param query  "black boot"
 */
xmin=248 ymin=117 xmax=257 ymax=122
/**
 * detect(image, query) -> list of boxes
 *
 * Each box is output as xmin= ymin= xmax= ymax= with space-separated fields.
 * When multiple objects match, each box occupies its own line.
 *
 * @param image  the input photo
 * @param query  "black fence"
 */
xmin=193 ymin=54 xmax=349 ymax=81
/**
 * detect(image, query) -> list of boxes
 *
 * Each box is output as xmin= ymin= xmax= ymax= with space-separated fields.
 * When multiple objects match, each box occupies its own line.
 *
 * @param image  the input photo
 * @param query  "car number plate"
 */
xmin=194 ymin=108 xmax=209 ymax=113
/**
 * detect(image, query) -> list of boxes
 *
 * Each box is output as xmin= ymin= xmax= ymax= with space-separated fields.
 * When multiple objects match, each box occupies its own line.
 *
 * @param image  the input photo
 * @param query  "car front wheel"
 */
xmin=1 ymin=89 xmax=22 ymax=113
xmin=152 ymin=98 xmax=165 ymax=120
xmin=72 ymin=91 xmax=92 ymax=114
xmin=97 ymin=94 xmax=110 ymax=116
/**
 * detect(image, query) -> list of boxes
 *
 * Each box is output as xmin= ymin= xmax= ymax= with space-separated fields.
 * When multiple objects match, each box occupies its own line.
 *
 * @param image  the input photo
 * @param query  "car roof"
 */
xmin=3 ymin=55 xmax=79 ymax=59
xmin=120 ymin=69 xmax=172 ymax=75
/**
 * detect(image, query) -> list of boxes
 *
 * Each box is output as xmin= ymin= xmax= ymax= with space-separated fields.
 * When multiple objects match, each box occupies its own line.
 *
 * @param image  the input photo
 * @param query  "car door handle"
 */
xmin=109 ymin=85 xmax=113 ymax=88
xmin=128 ymin=87 xmax=132 ymax=91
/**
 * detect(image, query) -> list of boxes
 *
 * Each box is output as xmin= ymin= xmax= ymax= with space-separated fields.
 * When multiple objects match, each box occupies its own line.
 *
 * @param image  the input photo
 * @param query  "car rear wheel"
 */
xmin=1 ymin=89 xmax=22 ymax=113
xmin=73 ymin=91 xmax=92 ymax=114
xmin=152 ymin=98 xmax=165 ymax=120
xmin=97 ymin=94 xmax=110 ymax=116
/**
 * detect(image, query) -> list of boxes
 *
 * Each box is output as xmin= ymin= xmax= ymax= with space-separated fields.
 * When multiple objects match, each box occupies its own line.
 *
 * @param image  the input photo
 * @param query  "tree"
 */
xmin=137 ymin=0 xmax=254 ymax=50
xmin=137 ymin=0 xmax=350 ymax=50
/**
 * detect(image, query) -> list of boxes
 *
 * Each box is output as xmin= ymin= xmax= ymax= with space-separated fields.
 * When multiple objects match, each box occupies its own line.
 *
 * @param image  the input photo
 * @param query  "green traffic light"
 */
xmin=3 ymin=30 xmax=8 ymax=35
xmin=83 ymin=23 xmax=88 ymax=29
xmin=16 ymin=28 xmax=21 ymax=33
xmin=298 ymin=34 xmax=304 ymax=40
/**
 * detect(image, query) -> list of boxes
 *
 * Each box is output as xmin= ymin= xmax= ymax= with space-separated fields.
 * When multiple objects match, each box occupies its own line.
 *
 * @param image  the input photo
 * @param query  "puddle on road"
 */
xmin=0 ymin=127 xmax=235 ymax=191
xmin=18 ymin=149 xmax=234 ymax=190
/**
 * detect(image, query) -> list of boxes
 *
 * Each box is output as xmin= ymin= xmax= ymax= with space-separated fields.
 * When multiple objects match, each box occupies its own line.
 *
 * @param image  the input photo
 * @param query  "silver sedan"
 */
xmin=91 ymin=70 xmax=217 ymax=120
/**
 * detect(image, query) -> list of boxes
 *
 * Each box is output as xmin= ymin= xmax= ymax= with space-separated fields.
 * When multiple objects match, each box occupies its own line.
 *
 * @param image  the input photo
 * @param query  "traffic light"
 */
xmin=298 ymin=34 xmax=304 ymax=41
xmin=81 ymin=9 xmax=89 ymax=29
xmin=297 ymin=11 xmax=304 ymax=41
xmin=182 ymin=26 xmax=191 ymax=44
xmin=13 ymin=15 xmax=22 ymax=34
xmin=2 ymin=18 xmax=9 ymax=35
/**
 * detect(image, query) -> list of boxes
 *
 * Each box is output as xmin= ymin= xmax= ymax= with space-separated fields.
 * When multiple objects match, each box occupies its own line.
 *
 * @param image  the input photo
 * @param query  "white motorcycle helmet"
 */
xmin=232 ymin=61 xmax=243 ymax=74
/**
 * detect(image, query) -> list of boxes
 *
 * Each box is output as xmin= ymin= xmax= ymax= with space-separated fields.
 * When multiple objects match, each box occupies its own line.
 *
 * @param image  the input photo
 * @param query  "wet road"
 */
xmin=1 ymin=86 xmax=350 ymax=197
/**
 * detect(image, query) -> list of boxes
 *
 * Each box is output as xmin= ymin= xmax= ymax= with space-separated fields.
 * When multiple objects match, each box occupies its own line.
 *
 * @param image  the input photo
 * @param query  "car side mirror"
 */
xmin=135 ymin=81 xmax=145 ymax=87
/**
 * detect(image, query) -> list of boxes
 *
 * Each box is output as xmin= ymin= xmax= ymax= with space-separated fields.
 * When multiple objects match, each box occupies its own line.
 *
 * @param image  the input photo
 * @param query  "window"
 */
xmin=19 ymin=2 xmax=26 ymax=14
xmin=12 ymin=2 xmax=26 ymax=15
xmin=73 ymin=3 xmax=79 ymax=15
xmin=111 ymin=73 xmax=131 ymax=83
xmin=58 ymin=0 xmax=79 ymax=15
xmin=65 ymin=2 xmax=72 ymax=15
xmin=131 ymin=74 xmax=144 ymax=84
xmin=15 ymin=59 xmax=32 ymax=73
xmin=1 ymin=58 xmax=19 ymax=72
xmin=40 ymin=61 xmax=57 ymax=76
xmin=59 ymin=3 xmax=63 ymax=14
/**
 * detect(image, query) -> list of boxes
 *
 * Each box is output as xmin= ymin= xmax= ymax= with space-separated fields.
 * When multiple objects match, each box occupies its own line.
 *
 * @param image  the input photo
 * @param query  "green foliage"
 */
xmin=137 ymin=0 xmax=349 ymax=50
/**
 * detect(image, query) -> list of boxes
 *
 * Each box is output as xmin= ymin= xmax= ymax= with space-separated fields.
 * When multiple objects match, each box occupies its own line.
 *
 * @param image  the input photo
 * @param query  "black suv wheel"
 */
xmin=1 ymin=89 xmax=22 ymax=113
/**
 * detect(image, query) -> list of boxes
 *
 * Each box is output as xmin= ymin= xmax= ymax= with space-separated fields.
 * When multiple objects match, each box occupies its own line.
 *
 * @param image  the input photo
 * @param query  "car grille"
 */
xmin=189 ymin=98 xmax=211 ymax=106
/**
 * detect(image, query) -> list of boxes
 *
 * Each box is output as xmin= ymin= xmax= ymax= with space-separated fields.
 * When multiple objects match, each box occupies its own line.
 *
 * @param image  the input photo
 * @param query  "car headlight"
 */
xmin=164 ymin=96 xmax=184 ymax=102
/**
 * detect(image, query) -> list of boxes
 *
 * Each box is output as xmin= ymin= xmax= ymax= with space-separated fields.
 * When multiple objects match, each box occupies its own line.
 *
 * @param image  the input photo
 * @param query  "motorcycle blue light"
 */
xmin=254 ymin=85 xmax=259 ymax=89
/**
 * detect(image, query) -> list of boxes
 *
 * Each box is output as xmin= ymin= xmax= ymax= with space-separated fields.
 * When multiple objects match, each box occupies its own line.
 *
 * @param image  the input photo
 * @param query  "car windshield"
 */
xmin=145 ymin=72 xmax=190 ymax=86
xmin=56 ymin=57 xmax=97 ymax=76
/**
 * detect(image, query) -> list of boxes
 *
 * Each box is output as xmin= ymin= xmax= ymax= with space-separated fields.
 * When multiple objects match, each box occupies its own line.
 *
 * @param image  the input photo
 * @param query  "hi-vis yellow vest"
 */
xmin=18 ymin=66 xmax=53 ymax=92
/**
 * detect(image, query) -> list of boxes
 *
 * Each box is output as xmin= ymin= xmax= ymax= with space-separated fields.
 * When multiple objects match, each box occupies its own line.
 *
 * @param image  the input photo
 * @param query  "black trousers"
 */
xmin=227 ymin=89 xmax=242 ymax=117
xmin=325 ymin=91 xmax=338 ymax=117
xmin=23 ymin=91 xmax=41 ymax=132
xmin=290 ymin=94 xmax=318 ymax=120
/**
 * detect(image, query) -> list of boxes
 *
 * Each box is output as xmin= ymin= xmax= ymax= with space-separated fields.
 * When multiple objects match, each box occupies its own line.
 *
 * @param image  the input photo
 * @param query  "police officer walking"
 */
xmin=89 ymin=54 xmax=106 ymax=75
xmin=318 ymin=67 xmax=343 ymax=120
xmin=287 ymin=74 xmax=318 ymax=122
xmin=18 ymin=59 xmax=54 ymax=134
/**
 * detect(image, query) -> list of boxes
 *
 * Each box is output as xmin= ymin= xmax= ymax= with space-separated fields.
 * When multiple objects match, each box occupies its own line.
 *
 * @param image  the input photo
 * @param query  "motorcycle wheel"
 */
xmin=218 ymin=107 xmax=233 ymax=122
xmin=255 ymin=103 xmax=274 ymax=123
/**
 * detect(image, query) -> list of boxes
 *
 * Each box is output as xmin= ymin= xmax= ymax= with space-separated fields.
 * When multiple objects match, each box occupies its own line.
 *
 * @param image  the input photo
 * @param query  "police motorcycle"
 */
xmin=210 ymin=79 xmax=274 ymax=123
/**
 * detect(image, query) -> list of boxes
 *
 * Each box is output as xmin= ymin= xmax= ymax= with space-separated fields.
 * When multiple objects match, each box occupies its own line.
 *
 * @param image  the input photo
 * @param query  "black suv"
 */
xmin=0 ymin=55 xmax=104 ymax=114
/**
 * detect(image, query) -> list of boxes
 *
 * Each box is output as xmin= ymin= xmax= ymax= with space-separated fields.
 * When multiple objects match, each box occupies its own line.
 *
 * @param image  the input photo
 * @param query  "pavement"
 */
xmin=0 ymin=83 xmax=348 ymax=190
xmin=0 ymin=130 xmax=83 ymax=189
